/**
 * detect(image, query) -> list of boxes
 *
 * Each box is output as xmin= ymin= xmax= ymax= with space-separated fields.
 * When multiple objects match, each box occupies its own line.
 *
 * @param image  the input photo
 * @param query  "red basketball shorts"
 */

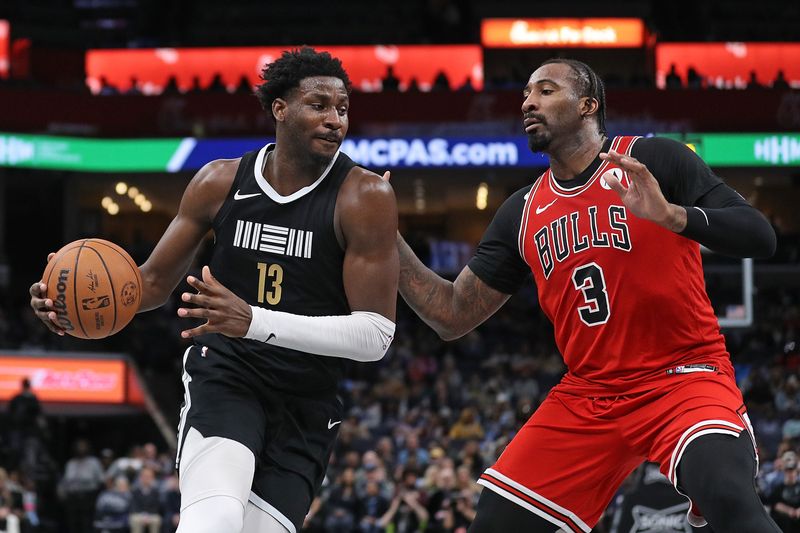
xmin=477 ymin=372 xmax=755 ymax=533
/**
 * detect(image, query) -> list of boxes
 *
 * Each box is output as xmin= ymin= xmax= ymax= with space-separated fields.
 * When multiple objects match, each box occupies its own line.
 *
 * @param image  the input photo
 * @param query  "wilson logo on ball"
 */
xmin=53 ymin=268 xmax=76 ymax=332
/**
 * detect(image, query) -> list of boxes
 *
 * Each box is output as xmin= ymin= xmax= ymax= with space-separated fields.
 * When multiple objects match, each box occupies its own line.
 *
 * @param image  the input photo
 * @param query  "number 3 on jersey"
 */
xmin=256 ymin=262 xmax=283 ymax=305
xmin=571 ymin=262 xmax=610 ymax=326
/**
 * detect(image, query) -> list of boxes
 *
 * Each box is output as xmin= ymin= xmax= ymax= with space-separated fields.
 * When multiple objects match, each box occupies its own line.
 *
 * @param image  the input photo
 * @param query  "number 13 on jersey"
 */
xmin=256 ymin=262 xmax=283 ymax=305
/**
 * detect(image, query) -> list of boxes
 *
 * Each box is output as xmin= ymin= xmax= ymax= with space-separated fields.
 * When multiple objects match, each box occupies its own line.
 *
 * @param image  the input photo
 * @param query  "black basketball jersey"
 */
xmin=198 ymin=143 xmax=357 ymax=395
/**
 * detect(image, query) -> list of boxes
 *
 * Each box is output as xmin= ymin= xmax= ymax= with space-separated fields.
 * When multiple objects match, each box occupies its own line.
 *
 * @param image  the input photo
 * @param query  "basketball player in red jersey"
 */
xmin=392 ymin=59 xmax=779 ymax=532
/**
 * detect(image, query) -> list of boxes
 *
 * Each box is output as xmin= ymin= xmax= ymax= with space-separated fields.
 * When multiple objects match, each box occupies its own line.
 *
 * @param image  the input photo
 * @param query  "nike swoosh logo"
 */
xmin=535 ymin=199 xmax=557 ymax=214
xmin=327 ymin=419 xmax=342 ymax=430
xmin=234 ymin=190 xmax=262 ymax=200
xmin=266 ymin=333 xmax=276 ymax=342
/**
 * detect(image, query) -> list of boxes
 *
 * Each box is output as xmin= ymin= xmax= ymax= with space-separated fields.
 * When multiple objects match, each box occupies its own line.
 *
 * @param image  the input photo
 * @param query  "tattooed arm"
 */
xmin=397 ymin=235 xmax=510 ymax=341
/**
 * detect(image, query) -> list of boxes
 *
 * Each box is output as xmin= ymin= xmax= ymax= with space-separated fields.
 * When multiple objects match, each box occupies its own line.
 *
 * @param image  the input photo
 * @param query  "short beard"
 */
xmin=309 ymin=149 xmax=336 ymax=167
xmin=527 ymin=131 xmax=551 ymax=153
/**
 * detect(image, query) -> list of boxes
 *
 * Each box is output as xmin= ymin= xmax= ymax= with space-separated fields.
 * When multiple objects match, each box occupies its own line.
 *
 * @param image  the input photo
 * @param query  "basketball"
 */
xmin=41 ymin=238 xmax=142 ymax=339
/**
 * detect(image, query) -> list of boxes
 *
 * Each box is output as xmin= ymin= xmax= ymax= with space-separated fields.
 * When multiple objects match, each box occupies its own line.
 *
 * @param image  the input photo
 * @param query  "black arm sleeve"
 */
xmin=682 ymin=184 xmax=777 ymax=258
xmin=467 ymin=186 xmax=533 ymax=294
xmin=632 ymin=137 xmax=776 ymax=259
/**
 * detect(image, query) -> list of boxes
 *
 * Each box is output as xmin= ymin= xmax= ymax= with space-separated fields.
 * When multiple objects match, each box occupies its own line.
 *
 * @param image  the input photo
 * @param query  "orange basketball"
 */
xmin=41 ymin=238 xmax=142 ymax=339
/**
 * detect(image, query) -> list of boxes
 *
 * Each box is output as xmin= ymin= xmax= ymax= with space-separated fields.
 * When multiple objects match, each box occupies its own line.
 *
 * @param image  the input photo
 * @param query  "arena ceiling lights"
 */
xmin=481 ymin=18 xmax=645 ymax=48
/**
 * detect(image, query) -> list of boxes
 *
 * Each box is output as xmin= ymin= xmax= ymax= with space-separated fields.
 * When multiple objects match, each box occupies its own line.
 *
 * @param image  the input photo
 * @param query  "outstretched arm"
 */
xmin=397 ymin=235 xmax=509 ymax=341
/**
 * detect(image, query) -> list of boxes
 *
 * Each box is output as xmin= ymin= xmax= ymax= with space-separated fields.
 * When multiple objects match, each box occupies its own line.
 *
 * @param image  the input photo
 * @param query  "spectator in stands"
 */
xmin=747 ymin=70 xmax=764 ymax=89
xmin=324 ymin=467 xmax=359 ymax=532
xmin=105 ymin=445 xmax=144 ymax=484
xmin=769 ymin=452 xmax=800 ymax=531
xmin=187 ymin=76 xmax=203 ymax=94
xmin=665 ymin=63 xmax=683 ymax=89
xmin=59 ymin=438 xmax=105 ymax=533
xmin=686 ymin=66 xmax=703 ymax=89
xmin=381 ymin=66 xmax=400 ymax=92
xmin=162 ymin=76 xmax=180 ymax=95
xmin=357 ymin=479 xmax=390 ymax=532
xmin=98 ymin=77 xmax=119 ymax=96
xmin=207 ymin=73 xmax=227 ymax=93
xmin=431 ymin=71 xmax=451 ymax=92
xmin=6 ymin=378 xmax=42 ymax=470
xmin=448 ymin=407 xmax=484 ymax=440
xmin=160 ymin=474 xmax=180 ymax=533
xmin=126 ymin=77 xmax=143 ymax=95
xmin=0 ymin=468 xmax=22 ymax=533
xmin=773 ymin=70 xmax=791 ymax=90
xmin=457 ymin=76 xmax=475 ymax=92
xmin=140 ymin=443 xmax=164 ymax=478
xmin=93 ymin=476 xmax=131 ymax=533
xmin=128 ymin=467 xmax=161 ymax=533
xmin=234 ymin=75 xmax=252 ymax=95
xmin=397 ymin=433 xmax=429 ymax=468
xmin=382 ymin=468 xmax=428 ymax=533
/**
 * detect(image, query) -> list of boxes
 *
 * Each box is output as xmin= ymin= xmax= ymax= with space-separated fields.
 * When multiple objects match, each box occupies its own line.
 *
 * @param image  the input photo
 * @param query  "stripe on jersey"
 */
xmin=478 ymin=468 xmax=591 ymax=533
xmin=175 ymin=345 xmax=195 ymax=469
xmin=518 ymin=175 xmax=544 ymax=264
xmin=668 ymin=419 xmax=745 ymax=487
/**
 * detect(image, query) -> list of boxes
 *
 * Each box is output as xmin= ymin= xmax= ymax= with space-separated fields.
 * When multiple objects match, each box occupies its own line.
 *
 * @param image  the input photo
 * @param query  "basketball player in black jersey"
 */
xmin=30 ymin=47 xmax=399 ymax=533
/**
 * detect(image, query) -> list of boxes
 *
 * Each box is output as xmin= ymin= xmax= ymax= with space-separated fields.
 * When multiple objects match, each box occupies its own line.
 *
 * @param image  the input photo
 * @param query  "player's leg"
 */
xmin=471 ymin=391 xmax=641 ymax=533
xmin=174 ymin=345 xmax=268 ymax=533
xmin=248 ymin=392 xmax=344 ymax=533
xmin=678 ymin=432 xmax=780 ymax=532
xmin=468 ymin=489 xmax=564 ymax=533
xmin=645 ymin=372 xmax=778 ymax=532
xmin=176 ymin=427 xmax=256 ymax=533
xmin=241 ymin=501 xmax=291 ymax=533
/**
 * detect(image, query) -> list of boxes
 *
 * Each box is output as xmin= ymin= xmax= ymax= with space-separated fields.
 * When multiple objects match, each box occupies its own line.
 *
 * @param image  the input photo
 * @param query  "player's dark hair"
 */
xmin=541 ymin=58 xmax=607 ymax=136
xmin=255 ymin=47 xmax=352 ymax=117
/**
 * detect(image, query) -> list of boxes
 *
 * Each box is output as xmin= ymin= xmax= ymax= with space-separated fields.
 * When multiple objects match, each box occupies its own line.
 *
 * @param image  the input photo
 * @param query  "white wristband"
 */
xmin=245 ymin=306 xmax=395 ymax=362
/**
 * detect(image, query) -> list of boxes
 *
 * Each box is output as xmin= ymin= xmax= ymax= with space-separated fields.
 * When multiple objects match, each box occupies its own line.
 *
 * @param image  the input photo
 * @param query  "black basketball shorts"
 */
xmin=176 ymin=344 xmax=343 ymax=531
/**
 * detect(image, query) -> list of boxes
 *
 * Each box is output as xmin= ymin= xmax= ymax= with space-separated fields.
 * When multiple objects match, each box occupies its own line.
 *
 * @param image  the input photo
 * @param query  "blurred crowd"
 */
xmin=1 ymin=239 xmax=800 ymax=531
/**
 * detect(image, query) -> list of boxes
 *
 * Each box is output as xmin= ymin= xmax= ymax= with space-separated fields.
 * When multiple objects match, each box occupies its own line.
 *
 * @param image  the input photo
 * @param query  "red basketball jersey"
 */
xmin=519 ymin=136 xmax=730 ymax=395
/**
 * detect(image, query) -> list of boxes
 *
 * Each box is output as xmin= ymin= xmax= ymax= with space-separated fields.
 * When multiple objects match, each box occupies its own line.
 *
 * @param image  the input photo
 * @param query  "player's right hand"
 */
xmin=29 ymin=253 xmax=65 ymax=336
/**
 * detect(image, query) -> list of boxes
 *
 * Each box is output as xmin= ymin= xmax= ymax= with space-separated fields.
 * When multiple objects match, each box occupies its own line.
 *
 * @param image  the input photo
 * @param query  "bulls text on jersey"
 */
xmin=534 ymin=205 xmax=631 ymax=279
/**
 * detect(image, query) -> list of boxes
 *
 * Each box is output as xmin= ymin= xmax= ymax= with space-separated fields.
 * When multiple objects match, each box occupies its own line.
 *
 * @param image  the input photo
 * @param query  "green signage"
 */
xmin=0 ymin=133 xmax=186 ymax=171
xmin=663 ymin=133 xmax=800 ymax=166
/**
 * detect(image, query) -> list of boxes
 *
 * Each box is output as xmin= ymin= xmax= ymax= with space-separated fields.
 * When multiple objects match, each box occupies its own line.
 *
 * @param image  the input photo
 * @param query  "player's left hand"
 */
xmin=600 ymin=150 xmax=686 ymax=232
xmin=178 ymin=265 xmax=252 ymax=339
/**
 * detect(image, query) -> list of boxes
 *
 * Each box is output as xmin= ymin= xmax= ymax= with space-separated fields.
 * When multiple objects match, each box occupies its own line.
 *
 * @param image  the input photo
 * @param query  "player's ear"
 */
xmin=580 ymin=97 xmax=599 ymax=120
xmin=272 ymin=98 xmax=287 ymax=122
